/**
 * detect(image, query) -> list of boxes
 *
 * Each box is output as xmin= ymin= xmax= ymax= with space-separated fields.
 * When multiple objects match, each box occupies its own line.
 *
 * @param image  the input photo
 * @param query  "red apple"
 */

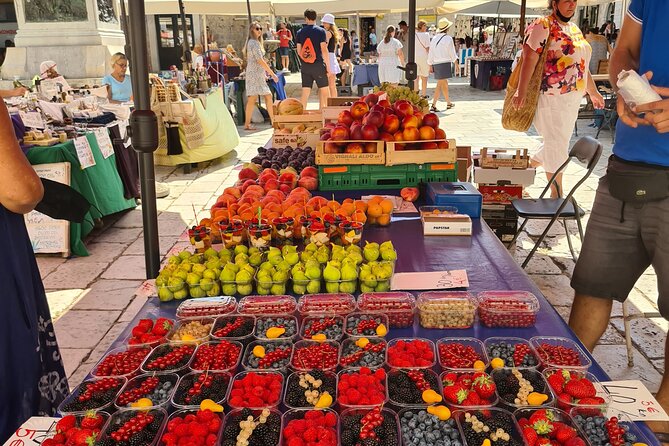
xmin=364 ymin=111 xmax=384 ymax=128
xmin=423 ymin=113 xmax=439 ymax=128
xmin=364 ymin=93 xmax=379 ymax=107
xmin=350 ymin=101 xmax=370 ymax=120
xmin=435 ymin=128 xmax=447 ymax=139
xmin=378 ymin=99 xmax=392 ymax=108
xmin=300 ymin=166 xmax=318 ymax=178
xmin=421 ymin=142 xmax=439 ymax=150
xmin=364 ymin=142 xmax=378 ymax=153
xmin=379 ymin=132 xmax=395 ymax=142
xmin=297 ymin=176 xmax=318 ymax=191
xmin=338 ymin=110 xmax=354 ymax=127
xmin=394 ymin=100 xmax=414 ymax=119
xmin=361 ymin=124 xmax=379 ymax=140
xmin=331 ymin=125 xmax=350 ymax=141
xmin=403 ymin=127 xmax=420 ymax=142
xmin=400 ymin=187 xmax=420 ymax=202
xmin=382 ymin=114 xmax=400 ymax=134
xmin=419 ymin=125 xmax=436 ymax=140
xmin=345 ymin=142 xmax=364 ymax=153
xmin=402 ymin=115 xmax=420 ymax=129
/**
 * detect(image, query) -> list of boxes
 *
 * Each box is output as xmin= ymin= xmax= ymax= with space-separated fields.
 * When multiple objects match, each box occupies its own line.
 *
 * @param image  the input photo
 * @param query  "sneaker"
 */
xmin=155 ymin=181 xmax=170 ymax=198
xmin=282 ymin=68 xmax=290 ymax=73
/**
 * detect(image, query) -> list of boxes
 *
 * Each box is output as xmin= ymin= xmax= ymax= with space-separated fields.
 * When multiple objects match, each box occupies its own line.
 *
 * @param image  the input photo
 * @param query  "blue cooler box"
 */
xmin=426 ymin=182 xmax=482 ymax=218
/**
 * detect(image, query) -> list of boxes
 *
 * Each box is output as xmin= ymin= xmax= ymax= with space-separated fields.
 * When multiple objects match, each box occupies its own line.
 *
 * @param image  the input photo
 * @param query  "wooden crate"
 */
xmin=316 ymin=140 xmax=385 ymax=165
xmin=480 ymin=148 xmax=529 ymax=169
xmin=385 ymin=139 xmax=457 ymax=166
xmin=326 ymin=97 xmax=360 ymax=106
xmin=273 ymin=109 xmax=323 ymax=125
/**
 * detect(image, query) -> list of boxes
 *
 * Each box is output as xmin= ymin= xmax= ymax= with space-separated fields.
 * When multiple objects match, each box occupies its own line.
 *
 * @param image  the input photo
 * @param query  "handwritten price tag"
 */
xmin=94 ymin=128 xmax=115 ymax=159
xmin=73 ymin=136 xmax=96 ymax=169
xmin=602 ymin=380 xmax=669 ymax=421
xmin=391 ymin=270 xmax=469 ymax=291
xmin=19 ymin=111 xmax=45 ymax=129
xmin=4 ymin=417 xmax=58 ymax=446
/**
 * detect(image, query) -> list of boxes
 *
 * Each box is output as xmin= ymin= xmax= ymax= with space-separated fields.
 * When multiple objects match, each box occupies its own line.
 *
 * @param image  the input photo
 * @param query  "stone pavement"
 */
xmin=39 ymin=74 xmax=665 ymax=392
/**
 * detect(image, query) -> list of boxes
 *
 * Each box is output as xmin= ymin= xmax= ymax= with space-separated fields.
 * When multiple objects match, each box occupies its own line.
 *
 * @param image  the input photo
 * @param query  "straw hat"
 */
xmin=321 ymin=13 xmax=335 ymax=25
xmin=438 ymin=18 xmax=453 ymax=31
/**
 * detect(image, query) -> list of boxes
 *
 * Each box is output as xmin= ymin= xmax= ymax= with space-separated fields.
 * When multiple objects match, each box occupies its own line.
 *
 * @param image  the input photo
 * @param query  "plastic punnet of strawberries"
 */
xmin=128 ymin=318 xmax=173 ymax=346
xmin=42 ymin=412 xmax=108 ymax=446
xmin=545 ymin=369 xmax=608 ymax=409
xmin=517 ymin=408 xmax=588 ymax=446
xmin=441 ymin=371 xmax=497 ymax=407
xmin=161 ymin=409 xmax=223 ymax=446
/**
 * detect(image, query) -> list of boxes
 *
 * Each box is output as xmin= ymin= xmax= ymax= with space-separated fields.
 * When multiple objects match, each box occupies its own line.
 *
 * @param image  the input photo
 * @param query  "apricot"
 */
xmin=367 ymin=203 xmax=383 ymax=218
xmin=377 ymin=214 xmax=391 ymax=226
xmin=380 ymin=199 xmax=394 ymax=214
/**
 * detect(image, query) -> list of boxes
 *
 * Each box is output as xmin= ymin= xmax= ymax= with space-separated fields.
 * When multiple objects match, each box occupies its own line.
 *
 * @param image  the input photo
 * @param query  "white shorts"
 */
xmin=328 ymin=53 xmax=341 ymax=75
xmin=532 ymin=90 xmax=584 ymax=173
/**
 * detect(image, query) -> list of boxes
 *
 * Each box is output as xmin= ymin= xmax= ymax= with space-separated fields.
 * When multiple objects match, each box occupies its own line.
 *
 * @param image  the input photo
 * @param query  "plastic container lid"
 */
xmin=357 ymin=292 xmax=416 ymax=312
xmin=530 ymin=336 xmax=592 ymax=370
xmin=437 ymin=337 xmax=490 ymax=371
xmin=170 ymin=370 xmax=232 ymax=410
xmin=491 ymin=368 xmax=554 ymax=410
xmin=416 ymin=291 xmax=478 ymax=329
xmin=282 ymin=371 xmax=338 ymax=410
xmin=297 ymin=293 xmax=356 ymax=316
xmin=477 ymin=291 xmax=540 ymax=328
xmin=189 ymin=340 xmax=243 ymax=373
xmin=238 ymin=295 xmax=297 ymax=315
xmin=114 ymin=372 xmax=178 ymax=410
xmin=175 ymin=296 xmax=237 ymax=319
xmin=58 ymin=377 xmax=126 ymax=415
xmin=96 ymin=408 xmax=167 ymax=446
xmin=543 ymin=368 xmax=611 ymax=411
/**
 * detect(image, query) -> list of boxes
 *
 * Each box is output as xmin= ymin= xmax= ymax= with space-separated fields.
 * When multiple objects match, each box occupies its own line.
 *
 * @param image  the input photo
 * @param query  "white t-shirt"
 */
xmin=415 ymin=32 xmax=431 ymax=60
xmin=427 ymin=33 xmax=457 ymax=65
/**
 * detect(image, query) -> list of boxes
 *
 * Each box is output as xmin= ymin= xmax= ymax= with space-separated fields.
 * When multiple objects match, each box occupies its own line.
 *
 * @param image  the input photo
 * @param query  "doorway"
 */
xmin=360 ymin=17 xmax=376 ymax=53
xmin=155 ymin=14 xmax=194 ymax=70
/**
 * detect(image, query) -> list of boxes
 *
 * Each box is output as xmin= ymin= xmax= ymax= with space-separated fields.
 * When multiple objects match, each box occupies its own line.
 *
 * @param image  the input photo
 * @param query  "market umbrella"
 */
xmin=453 ymin=0 xmax=543 ymax=17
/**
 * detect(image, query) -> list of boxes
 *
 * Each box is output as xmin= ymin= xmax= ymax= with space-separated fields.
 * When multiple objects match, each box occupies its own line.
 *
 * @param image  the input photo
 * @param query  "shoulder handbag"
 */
xmin=502 ymin=17 xmax=552 ymax=132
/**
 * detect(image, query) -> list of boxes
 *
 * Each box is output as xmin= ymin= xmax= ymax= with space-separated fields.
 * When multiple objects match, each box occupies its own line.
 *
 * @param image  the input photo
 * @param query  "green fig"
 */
xmin=207 ymin=282 xmax=221 ymax=297
xmin=306 ymin=265 xmax=322 ymax=280
xmin=285 ymin=252 xmax=300 ymax=266
xmin=189 ymin=254 xmax=203 ymax=264
xmin=242 ymin=264 xmax=256 ymax=276
xmin=276 ymin=261 xmax=291 ymax=272
xmin=234 ymin=245 xmax=248 ymax=256
xmin=360 ymin=283 xmax=375 ymax=293
xmin=224 ymin=262 xmax=240 ymax=274
xmin=248 ymin=247 xmax=261 ymax=256
xmin=174 ymin=289 xmax=189 ymax=300
xmin=203 ymin=269 xmax=217 ymax=280
xmin=323 ymin=263 xmax=341 ymax=281
xmin=235 ymin=253 xmax=249 ymax=264
xmin=189 ymin=286 xmax=205 ymax=298
xmin=249 ymin=252 xmax=263 ymax=267
xmin=158 ymin=287 xmax=174 ymax=301
xmin=341 ymin=264 xmax=358 ymax=281
xmin=271 ymin=284 xmax=286 ymax=295
xmin=167 ymin=255 xmax=182 ymax=265
xmin=237 ymin=284 xmax=253 ymax=296
xmin=292 ymin=264 xmax=305 ymax=277
xmin=178 ymin=250 xmax=191 ymax=260
xmin=222 ymin=284 xmax=237 ymax=296
xmin=339 ymin=281 xmax=357 ymax=294
xmin=273 ymin=270 xmax=289 ymax=283
xmin=186 ymin=273 xmax=202 ymax=286
xmin=363 ymin=248 xmax=380 ymax=262
xmin=363 ymin=275 xmax=378 ymax=289
xmin=293 ymin=270 xmax=308 ymax=282
xmin=325 ymin=282 xmax=340 ymax=293
xmin=219 ymin=268 xmax=235 ymax=282
xmin=204 ymin=247 xmax=219 ymax=260
xmin=380 ymin=241 xmax=394 ymax=252
xmin=172 ymin=270 xmax=188 ymax=281
xmin=305 ymin=242 xmax=318 ymax=253
xmin=192 ymin=263 xmax=207 ymax=275
xmin=300 ymin=251 xmax=314 ymax=262
xmin=218 ymin=248 xmax=233 ymax=259
xmin=269 ymin=254 xmax=284 ymax=266
xmin=315 ymin=252 xmax=329 ymax=264
xmin=179 ymin=262 xmax=193 ymax=273
xmin=200 ymin=277 xmax=214 ymax=292
xmin=366 ymin=242 xmax=380 ymax=250
xmin=307 ymin=280 xmax=321 ymax=294
xmin=282 ymin=245 xmax=297 ymax=256
xmin=236 ymin=270 xmax=253 ymax=285
xmin=293 ymin=283 xmax=307 ymax=295
xmin=155 ymin=275 xmax=168 ymax=287
xmin=375 ymin=281 xmax=390 ymax=292
xmin=257 ymin=286 xmax=271 ymax=295
xmin=168 ymin=276 xmax=186 ymax=290
xmin=381 ymin=249 xmax=397 ymax=261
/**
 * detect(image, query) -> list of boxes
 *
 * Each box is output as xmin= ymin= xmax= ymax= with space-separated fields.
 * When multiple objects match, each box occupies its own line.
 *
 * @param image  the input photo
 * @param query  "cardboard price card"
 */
xmin=3 ymin=417 xmax=58 ymax=446
xmin=391 ymin=270 xmax=469 ymax=291
xmin=73 ymin=137 xmax=96 ymax=169
xmin=602 ymin=380 xmax=669 ymax=422
xmin=94 ymin=128 xmax=115 ymax=159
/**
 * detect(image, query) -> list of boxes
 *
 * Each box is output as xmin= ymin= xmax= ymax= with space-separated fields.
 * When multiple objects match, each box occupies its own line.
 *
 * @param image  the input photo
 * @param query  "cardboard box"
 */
xmin=422 ymin=214 xmax=473 ymax=236
xmin=316 ymin=140 xmax=385 ymax=165
xmin=457 ymin=146 xmax=472 ymax=182
xmin=474 ymin=166 xmax=536 ymax=186
xmin=478 ymin=182 xmax=523 ymax=204
xmin=480 ymin=148 xmax=529 ymax=169
xmin=385 ymin=139 xmax=457 ymax=166
xmin=482 ymin=203 xmax=517 ymax=220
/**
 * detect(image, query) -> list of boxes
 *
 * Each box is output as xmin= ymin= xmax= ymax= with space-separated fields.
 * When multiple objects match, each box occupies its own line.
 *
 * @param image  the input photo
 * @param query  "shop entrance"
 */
xmin=155 ymin=14 xmax=194 ymax=70
xmin=360 ymin=17 xmax=376 ymax=53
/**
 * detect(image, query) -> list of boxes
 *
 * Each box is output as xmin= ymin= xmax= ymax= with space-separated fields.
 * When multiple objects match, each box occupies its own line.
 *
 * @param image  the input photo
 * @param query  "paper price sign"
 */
xmin=94 ymin=128 xmax=114 ymax=159
xmin=19 ymin=111 xmax=45 ymax=129
xmin=136 ymin=279 xmax=156 ymax=299
xmin=602 ymin=380 xmax=669 ymax=422
xmin=391 ymin=270 xmax=469 ymax=291
xmin=4 ymin=416 xmax=59 ymax=446
xmin=73 ymin=136 xmax=96 ymax=169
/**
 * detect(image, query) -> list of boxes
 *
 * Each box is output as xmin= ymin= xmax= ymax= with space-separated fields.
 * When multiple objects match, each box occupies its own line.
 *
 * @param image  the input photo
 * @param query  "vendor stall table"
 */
xmin=352 ymin=64 xmax=381 ymax=95
xmin=87 ymin=192 xmax=658 ymax=445
xmin=470 ymin=58 xmax=513 ymax=91
xmin=26 ymin=132 xmax=137 ymax=256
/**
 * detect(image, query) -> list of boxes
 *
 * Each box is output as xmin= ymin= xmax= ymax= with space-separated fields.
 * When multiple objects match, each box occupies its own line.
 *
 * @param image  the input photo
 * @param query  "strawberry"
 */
xmin=547 ymin=372 xmax=566 ymax=394
xmin=530 ymin=409 xmax=555 ymax=425
xmin=56 ymin=415 xmax=77 ymax=434
xmin=43 ymin=439 xmax=58 ymax=446
xmin=70 ymin=429 xmax=96 ymax=446
xmin=577 ymin=396 xmax=606 ymax=405
xmin=556 ymin=426 xmax=577 ymax=443
xmin=442 ymin=373 xmax=457 ymax=387
xmin=537 ymin=438 xmax=552 ymax=446
xmin=153 ymin=318 xmax=173 ymax=336
xmin=443 ymin=385 xmax=469 ymax=404
xmin=131 ymin=326 xmax=147 ymax=339
xmin=524 ymin=427 xmax=539 ymax=446
xmin=462 ymin=391 xmax=481 ymax=406
xmin=457 ymin=373 xmax=473 ymax=388
xmin=565 ymin=437 xmax=586 ymax=446
xmin=564 ymin=379 xmax=596 ymax=399
xmin=137 ymin=319 xmax=154 ymax=332
xmin=557 ymin=393 xmax=573 ymax=407
xmin=472 ymin=374 xmax=496 ymax=400
xmin=80 ymin=412 xmax=104 ymax=430
xmin=533 ymin=420 xmax=554 ymax=436
xmin=52 ymin=434 xmax=66 ymax=444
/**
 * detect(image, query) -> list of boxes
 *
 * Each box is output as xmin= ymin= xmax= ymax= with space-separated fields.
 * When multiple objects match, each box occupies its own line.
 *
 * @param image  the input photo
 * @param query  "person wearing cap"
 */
xmin=427 ymin=18 xmax=457 ymax=112
xmin=376 ymin=26 xmax=405 ymax=86
xmin=296 ymin=9 xmax=331 ymax=109
xmin=38 ymin=60 xmax=71 ymax=91
xmin=321 ymin=13 xmax=341 ymax=99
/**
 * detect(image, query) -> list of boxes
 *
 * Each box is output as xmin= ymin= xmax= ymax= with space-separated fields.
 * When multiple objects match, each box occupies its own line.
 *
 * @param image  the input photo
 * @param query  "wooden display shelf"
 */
xmin=480 ymin=148 xmax=529 ymax=169
xmin=385 ymin=139 xmax=457 ymax=166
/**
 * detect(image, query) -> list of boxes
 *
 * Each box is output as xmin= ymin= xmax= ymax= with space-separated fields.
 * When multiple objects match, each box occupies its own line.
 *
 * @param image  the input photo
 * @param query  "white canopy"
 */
xmin=142 ymin=0 xmax=272 ymax=15
xmin=452 ymin=0 xmax=543 ymax=17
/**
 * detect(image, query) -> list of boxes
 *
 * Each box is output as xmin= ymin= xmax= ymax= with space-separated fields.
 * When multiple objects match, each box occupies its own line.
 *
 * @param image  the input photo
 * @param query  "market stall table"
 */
xmin=86 ymin=199 xmax=658 ymax=445
xmin=352 ymin=64 xmax=381 ymax=95
xmin=26 ymin=132 xmax=137 ymax=256
xmin=470 ymin=57 xmax=513 ymax=91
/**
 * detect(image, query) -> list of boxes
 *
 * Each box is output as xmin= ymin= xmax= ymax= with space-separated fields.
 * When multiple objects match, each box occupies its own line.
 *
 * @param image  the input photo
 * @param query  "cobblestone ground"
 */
xmin=39 ymin=74 xmax=664 ymax=391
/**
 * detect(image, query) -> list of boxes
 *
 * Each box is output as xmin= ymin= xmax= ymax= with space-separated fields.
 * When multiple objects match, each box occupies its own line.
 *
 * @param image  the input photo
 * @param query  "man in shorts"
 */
xmin=569 ymin=0 xmax=669 ymax=438
xmin=276 ymin=22 xmax=292 ymax=73
xmin=296 ymin=9 xmax=331 ymax=109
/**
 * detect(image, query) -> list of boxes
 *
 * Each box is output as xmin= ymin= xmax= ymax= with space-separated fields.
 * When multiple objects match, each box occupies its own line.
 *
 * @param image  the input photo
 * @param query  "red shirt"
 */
xmin=277 ymin=29 xmax=292 ymax=48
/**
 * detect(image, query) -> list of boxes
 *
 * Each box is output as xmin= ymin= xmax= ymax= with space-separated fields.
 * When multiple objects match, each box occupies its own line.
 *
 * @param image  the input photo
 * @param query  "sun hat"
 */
xmin=321 ymin=13 xmax=335 ymax=25
xmin=438 ymin=18 xmax=453 ymax=31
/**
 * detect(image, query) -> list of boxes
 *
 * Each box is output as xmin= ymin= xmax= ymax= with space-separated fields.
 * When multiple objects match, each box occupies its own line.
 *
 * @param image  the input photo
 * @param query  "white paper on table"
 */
xmin=601 ymin=380 xmax=669 ymax=421
xmin=73 ymin=136 xmax=96 ymax=169
xmin=3 ymin=416 xmax=59 ymax=446
xmin=19 ymin=111 xmax=45 ymax=129
xmin=391 ymin=270 xmax=469 ymax=291
xmin=94 ymin=128 xmax=115 ymax=159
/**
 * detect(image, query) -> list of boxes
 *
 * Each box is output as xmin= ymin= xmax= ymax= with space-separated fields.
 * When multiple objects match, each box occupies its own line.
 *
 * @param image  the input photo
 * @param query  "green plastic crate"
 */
xmin=318 ymin=162 xmax=458 ymax=190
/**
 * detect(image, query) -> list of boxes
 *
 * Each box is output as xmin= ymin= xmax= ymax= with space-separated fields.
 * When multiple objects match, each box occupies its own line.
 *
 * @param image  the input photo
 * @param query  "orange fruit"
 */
xmin=239 ymin=210 xmax=254 ymax=221
xmin=351 ymin=211 xmax=367 ymax=224
xmin=354 ymin=201 xmax=368 ymax=213
xmin=367 ymin=203 xmax=383 ymax=218
xmin=369 ymin=196 xmax=383 ymax=205
xmin=343 ymin=198 xmax=354 ymax=204
xmin=380 ymin=199 xmax=394 ymax=214
xmin=340 ymin=203 xmax=355 ymax=216
xmin=377 ymin=214 xmax=391 ymax=226
xmin=327 ymin=200 xmax=341 ymax=212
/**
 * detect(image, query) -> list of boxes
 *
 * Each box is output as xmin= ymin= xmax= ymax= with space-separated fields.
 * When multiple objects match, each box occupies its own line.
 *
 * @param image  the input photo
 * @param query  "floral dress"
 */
xmin=0 ymin=205 xmax=68 ymax=442
xmin=524 ymin=16 xmax=592 ymax=96
xmin=245 ymin=39 xmax=271 ymax=96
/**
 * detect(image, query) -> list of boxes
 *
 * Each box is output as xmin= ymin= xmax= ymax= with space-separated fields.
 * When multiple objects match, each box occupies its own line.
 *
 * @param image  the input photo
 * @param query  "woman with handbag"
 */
xmin=511 ymin=0 xmax=604 ymax=197
xmin=415 ymin=21 xmax=431 ymax=98
xmin=243 ymin=21 xmax=279 ymax=131
xmin=428 ymin=18 xmax=458 ymax=112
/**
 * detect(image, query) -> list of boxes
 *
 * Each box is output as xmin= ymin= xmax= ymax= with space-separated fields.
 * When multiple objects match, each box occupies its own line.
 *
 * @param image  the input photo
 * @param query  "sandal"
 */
xmin=430 ymin=105 xmax=440 ymax=112
xmin=447 ymin=103 xmax=455 ymax=109
xmin=244 ymin=125 xmax=258 ymax=131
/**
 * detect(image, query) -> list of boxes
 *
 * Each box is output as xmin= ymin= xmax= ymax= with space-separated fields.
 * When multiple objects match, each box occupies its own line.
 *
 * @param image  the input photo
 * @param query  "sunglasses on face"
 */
xmin=255 ymin=27 xmax=262 ymax=30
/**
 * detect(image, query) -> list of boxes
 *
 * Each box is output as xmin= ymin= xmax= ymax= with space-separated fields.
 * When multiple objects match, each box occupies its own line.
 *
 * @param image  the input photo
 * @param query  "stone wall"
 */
xmin=206 ymin=15 xmax=269 ymax=54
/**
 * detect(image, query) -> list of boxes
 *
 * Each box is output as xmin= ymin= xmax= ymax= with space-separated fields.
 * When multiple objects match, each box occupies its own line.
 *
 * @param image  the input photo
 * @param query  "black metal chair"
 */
xmin=507 ymin=136 xmax=604 ymax=268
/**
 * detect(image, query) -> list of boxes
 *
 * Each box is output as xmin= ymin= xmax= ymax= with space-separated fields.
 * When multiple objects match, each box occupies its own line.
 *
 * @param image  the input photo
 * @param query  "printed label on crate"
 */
xmin=391 ymin=270 xmax=469 ymax=291
xmin=4 ymin=417 xmax=58 ymax=446
xmin=602 ymin=380 xmax=669 ymax=421
xmin=271 ymin=132 xmax=319 ymax=149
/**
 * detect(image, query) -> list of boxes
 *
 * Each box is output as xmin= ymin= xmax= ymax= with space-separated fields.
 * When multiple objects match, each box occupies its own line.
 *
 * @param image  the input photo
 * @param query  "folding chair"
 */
xmin=507 ymin=137 xmax=604 ymax=268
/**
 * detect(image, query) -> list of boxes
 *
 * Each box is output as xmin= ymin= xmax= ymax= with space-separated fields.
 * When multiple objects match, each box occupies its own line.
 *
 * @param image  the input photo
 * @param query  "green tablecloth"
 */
xmin=26 ymin=133 xmax=137 ymax=256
